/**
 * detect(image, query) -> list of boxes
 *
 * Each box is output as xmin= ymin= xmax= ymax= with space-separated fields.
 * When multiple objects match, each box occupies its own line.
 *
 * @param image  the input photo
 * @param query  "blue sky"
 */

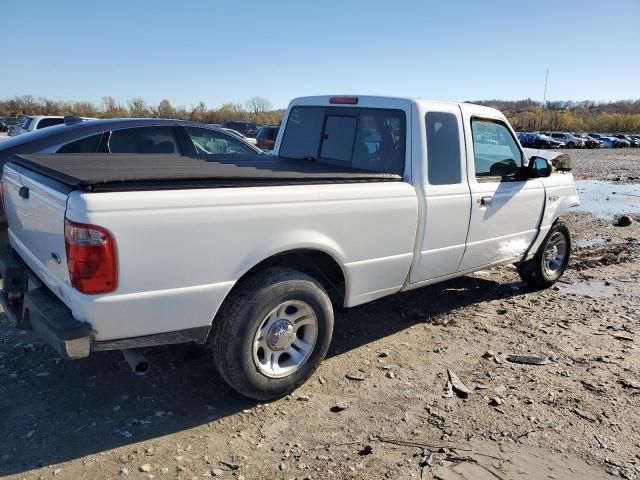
xmin=3 ymin=0 xmax=639 ymax=109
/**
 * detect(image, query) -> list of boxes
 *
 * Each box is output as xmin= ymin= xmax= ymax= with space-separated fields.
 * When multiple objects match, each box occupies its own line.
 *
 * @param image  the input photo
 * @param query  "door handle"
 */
xmin=480 ymin=196 xmax=493 ymax=206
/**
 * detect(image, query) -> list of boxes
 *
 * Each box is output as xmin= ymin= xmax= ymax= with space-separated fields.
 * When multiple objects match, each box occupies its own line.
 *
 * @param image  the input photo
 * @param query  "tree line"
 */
xmin=2 ymin=95 xmax=640 ymax=132
xmin=472 ymin=98 xmax=640 ymax=132
xmin=0 ymin=95 xmax=285 ymax=126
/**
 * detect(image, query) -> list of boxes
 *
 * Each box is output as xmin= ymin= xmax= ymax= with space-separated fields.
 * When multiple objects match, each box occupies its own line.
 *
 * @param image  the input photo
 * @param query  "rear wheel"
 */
xmin=211 ymin=267 xmax=333 ymax=400
xmin=517 ymin=221 xmax=571 ymax=289
xmin=566 ymin=141 xmax=575 ymax=149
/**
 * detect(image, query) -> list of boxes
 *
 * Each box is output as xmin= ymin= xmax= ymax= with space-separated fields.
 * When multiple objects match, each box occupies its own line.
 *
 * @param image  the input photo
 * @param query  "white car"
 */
xmin=8 ymin=115 xmax=95 ymax=136
xmin=0 ymin=95 xmax=579 ymax=400
xmin=548 ymin=132 xmax=584 ymax=148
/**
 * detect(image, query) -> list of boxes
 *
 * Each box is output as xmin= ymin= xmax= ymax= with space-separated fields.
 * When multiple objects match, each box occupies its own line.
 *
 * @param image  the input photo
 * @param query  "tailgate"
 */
xmin=2 ymin=164 xmax=71 ymax=296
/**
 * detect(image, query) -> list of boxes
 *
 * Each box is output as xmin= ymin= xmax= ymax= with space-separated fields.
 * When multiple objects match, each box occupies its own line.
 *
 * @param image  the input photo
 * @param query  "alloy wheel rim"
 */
xmin=543 ymin=231 xmax=567 ymax=277
xmin=252 ymin=300 xmax=318 ymax=378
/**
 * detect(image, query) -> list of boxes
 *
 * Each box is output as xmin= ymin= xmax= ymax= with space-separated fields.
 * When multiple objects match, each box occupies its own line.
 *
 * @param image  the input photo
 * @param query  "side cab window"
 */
xmin=471 ymin=118 xmax=523 ymax=181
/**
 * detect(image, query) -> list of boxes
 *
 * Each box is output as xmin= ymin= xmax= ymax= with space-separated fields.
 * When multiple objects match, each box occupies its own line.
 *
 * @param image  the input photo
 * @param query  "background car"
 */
xmin=0 ymin=117 xmax=263 ymax=166
xmin=256 ymin=126 xmax=280 ymax=150
xmin=613 ymin=134 xmax=639 ymax=147
xmin=548 ymin=132 xmax=584 ymax=148
xmin=220 ymin=120 xmax=259 ymax=138
xmin=220 ymin=127 xmax=258 ymax=145
xmin=573 ymin=134 xmax=602 ymax=148
xmin=8 ymin=115 xmax=97 ymax=136
xmin=588 ymin=133 xmax=626 ymax=148
xmin=518 ymin=132 xmax=562 ymax=149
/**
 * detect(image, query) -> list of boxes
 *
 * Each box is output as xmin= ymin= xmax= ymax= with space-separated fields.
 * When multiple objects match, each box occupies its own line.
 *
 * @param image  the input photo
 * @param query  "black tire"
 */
xmin=210 ymin=267 xmax=333 ymax=400
xmin=517 ymin=221 xmax=571 ymax=289
xmin=567 ymin=142 xmax=575 ymax=149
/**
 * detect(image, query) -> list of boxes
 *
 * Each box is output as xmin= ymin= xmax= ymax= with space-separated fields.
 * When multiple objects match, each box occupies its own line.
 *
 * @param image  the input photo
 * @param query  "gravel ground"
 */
xmin=0 ymin=148 xmax=639 ymax=480
xmin=567 ymin=147 xmax=640 ymax=182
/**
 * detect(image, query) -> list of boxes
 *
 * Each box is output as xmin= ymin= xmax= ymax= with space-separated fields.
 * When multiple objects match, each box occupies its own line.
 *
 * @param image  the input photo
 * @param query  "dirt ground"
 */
xmin=1 ymin=149 xmax=639 ymax=480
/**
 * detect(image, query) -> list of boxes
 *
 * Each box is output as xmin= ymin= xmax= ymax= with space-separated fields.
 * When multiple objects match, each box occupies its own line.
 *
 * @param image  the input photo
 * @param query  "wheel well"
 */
xmin=240 ymin=249 xmax=346 ymax=305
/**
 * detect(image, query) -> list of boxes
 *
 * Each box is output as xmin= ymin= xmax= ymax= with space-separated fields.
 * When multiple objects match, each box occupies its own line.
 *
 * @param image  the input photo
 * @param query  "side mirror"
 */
xmin=528 ymin=156 xmax=553 ymax=178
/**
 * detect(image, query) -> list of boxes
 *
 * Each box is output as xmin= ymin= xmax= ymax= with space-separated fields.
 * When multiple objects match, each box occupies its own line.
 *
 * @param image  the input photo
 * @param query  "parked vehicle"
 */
xmin=256 ymin=126 xmax=280 ymax=150
xmin=548 ymin=132 xmax=584 ymax=148
xmin=613 ymin=134 xmax=639 ymax=147
xmin=573 ymin=134 xmax=601 ymax=149
xmin=0 ymin=95 xmax=579 ymax=400
xmin=588 ymin=133 xmax=625 ymax=148
xmin=220 ymin=127 xmax=258 ymax=146
xmin=8 ymin=115 xmax=97 ymax=137
xmin=518 ymin=132 xmax=562 ymax=149
xmin=220 ymin=121 xmax=259 ymax=138
xmin=0 ymin=120 xmax=7 ymax=133
xmin=0 ymin=117 xmax=262 ymax=167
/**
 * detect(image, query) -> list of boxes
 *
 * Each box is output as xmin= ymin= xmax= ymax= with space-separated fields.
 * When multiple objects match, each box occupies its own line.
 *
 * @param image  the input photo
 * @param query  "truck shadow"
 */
xmin=0 ymin=274 xmax=527 ymax=475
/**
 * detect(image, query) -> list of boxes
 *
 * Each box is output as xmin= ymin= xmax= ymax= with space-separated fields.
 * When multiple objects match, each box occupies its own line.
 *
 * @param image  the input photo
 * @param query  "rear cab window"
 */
xmin=279 ymin=106 xmax=406 ymax=175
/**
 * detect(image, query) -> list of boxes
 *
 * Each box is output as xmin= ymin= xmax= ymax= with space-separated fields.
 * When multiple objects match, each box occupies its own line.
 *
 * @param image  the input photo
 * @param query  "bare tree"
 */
xmin=245 ymin=96 xmax=272 ymax=115
xmin=102 ymin=96 xmax=128 ymax=117
xmin=128 ymin=98 xmax=150 ymax=117
xmin=156 ymin=99 xmax=175 ymax=119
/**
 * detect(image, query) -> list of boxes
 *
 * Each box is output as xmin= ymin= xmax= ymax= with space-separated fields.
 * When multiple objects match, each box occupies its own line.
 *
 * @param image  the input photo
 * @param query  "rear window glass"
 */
xmin=108 ymin=126 xmax=180 ymax=154
xmin=36 ymin=118 xmax=64 ymax=129
xmin=57 ymin=134 xmax=103 ymax=153
xmin=280 ymin=106 xmax=406 ymax=175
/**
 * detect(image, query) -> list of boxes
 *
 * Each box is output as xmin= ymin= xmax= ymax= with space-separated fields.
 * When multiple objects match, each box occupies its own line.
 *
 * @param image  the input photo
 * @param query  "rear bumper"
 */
xmin=0 ymin=248 xmax=211 ymax=359
xmin=0 ymin=249 xmax=93 ymax=359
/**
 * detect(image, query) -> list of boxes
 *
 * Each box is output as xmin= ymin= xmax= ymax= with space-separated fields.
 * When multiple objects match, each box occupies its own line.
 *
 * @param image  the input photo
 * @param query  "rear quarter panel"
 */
xmin=66 ymin=182 xmax=418 ymax=340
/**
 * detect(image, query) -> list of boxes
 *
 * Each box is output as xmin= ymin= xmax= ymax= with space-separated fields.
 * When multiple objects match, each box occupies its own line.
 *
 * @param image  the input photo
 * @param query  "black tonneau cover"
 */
xmin=9 ymin=154 xmax=402 ymax=192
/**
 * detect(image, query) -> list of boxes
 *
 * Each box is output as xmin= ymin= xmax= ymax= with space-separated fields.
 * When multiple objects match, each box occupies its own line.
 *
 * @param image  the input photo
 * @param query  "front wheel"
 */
xmin=211 ymin=267 xmax=334 ymax=400
xmin=517 ymin=221 xmax=571 ymax=289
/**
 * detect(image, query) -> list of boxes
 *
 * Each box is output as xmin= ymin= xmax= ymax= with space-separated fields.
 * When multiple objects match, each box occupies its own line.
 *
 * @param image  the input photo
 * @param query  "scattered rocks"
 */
xmin=330 ymin=403 xmax=348 ymax=413
xmin=385 ymin=371 xmax=395 ymax=379
xmin=345 ymin=372 xmax=366 ymax=381
xmin=447 ymin=369 xmax=471 ymax=398
xmin=377 ymin=350 xmax=391 ymax=358
xmin=482 ymin=350 xmax=496 ymax=359
xmin=358 ymin=444 xmax=373 ymax=456
xmin=297 ymin=395 xmax=310 ymax=401
xmin=615 ymin=215 xmax=633 ymax=227
xmin=572 ymin=408 xmax=599 ymax=423
xmin=506 ymin=354 xmax=550 ymax=365
xmin=139 ymin=464 xmax=152 ymax=473
xmin=619 ymin=378 xmax=640 ymax=389
xmin=211 ymin=468 xmax=223 ymax=476
xmin=489 ymin=397 xmax=504 ymax=407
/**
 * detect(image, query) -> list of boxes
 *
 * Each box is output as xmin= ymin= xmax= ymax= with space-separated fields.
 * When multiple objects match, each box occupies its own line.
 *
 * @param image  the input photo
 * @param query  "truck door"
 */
xmin=458 ymin=114 xmax=545 ymax=271
xmin=410 ymin=105 xmax=471 ymax=282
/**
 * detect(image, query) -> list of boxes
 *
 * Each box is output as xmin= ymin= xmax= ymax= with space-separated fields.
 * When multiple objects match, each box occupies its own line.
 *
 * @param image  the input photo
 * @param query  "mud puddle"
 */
xmin=433 ymin=441 xmax=611 ymax=479
xmin=577 ymin=237 xmax=608 ymax=248
xmin=574 ymin=180 xmax=640 ymax=218
xmin=559 ymin=279 xmax=619 ymax=298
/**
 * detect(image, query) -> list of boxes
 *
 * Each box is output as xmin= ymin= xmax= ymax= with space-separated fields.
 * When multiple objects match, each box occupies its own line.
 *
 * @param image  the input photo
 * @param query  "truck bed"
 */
xmin=8 ymin=153 xmax=402 ymax=192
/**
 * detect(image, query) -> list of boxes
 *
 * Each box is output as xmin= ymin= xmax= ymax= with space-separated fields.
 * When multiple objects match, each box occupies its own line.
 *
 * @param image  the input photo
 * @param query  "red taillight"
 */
xmin=329 ymin=96 xmax=358 ymax=105
xmin=64 ymin=219 xmax=118 ymax=294
xmin=265 ymin=139 xmax=275 ymax=145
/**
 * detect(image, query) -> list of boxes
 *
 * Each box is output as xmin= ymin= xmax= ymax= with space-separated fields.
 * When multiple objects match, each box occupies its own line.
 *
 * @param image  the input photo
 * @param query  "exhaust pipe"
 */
xmin=121 ymin=348 xmax=150 ymax=376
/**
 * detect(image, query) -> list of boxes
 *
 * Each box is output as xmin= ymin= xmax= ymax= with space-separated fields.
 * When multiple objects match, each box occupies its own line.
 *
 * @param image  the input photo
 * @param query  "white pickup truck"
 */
xmin=0 ymin=96 xmax=579 ymax=400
